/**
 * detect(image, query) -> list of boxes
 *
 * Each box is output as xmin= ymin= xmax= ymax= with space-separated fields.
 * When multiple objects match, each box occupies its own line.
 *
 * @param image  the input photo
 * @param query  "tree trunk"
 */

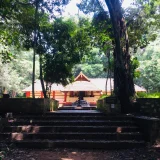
xmin=39 ymin=54 xmax=47 ymax=98
xmin=105 ymin=0 xmax=135 ymax=113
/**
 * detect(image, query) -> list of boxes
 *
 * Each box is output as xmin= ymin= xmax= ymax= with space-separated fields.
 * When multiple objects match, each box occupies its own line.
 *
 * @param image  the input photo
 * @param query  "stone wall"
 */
xmin=137 ymin=98 xmax=160 ymax=117
xmin=0 ymin=98 xmax=58 ymax=114
xmin=97 ymin=97 xmax=160 ymax=145
xmin=97 ymin=97 xmax=120 ymax=114
xmin=133 ymin=116 xmax=160 ymax=145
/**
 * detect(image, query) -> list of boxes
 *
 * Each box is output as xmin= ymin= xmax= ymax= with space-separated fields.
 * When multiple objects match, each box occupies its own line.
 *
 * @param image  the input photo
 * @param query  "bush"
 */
xmin=98 ymin=94 xmax=110 ymax=100
xmin=136 ymin=92 xmax=160 ymax=98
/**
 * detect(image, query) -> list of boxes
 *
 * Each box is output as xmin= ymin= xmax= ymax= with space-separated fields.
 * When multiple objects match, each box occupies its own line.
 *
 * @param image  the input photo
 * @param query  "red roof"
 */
xmin=75 ymin=71 xmax=90 ymax=82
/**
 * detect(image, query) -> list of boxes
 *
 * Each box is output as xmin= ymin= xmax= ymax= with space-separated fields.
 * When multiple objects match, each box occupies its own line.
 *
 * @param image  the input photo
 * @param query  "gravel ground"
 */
xmin=2 ymin=147 xmax=160 ymax=160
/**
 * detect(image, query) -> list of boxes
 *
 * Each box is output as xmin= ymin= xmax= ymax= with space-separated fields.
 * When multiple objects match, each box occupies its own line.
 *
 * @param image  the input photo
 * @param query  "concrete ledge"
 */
xmin=133 ymin=116 xmax=160 ymax=145
xmin=136 ymin=98 xmax=160 ymax=117
xmin=0 ymin=98 xmax=58 ymax=114
xmin=97 ymin=98 xmax=120 ymax=114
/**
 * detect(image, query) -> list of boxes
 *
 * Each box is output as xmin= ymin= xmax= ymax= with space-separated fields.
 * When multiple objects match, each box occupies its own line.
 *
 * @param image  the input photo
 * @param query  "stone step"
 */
xmin=10 ymin=120 xmax=135 ymax=126
xmin=1 ymin=140 xmax=145 ymax=149
xmin=13 ymin=115 xmax=134 ymax=121
xmin=0 ymin=132 xmax=143 ymax=141
xmin=58 ymin=107 xmax=96 ymax=110
xmin=14 ymin=112 xmax=105 ymax=117
xmin=3 ymin=125 xmax=140 ymax=133
xmin=46 ymin=112 xmax=107 ymax=116
xmin=1 ymin=111 xmax=145 ymax=149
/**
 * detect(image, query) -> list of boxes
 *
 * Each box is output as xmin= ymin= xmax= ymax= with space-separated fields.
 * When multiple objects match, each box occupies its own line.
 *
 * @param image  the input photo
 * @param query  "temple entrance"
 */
xmin=79 ymin=91 xmax=85 ymax=100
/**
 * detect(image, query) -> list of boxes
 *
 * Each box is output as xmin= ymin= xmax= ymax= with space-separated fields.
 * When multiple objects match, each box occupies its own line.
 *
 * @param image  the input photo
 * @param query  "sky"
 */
xmin=63 ymin=0 xmax=133 ymax=17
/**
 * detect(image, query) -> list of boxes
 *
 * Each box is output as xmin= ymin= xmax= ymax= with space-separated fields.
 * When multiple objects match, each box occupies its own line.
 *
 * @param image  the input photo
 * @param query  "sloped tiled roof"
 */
xmin=22 ymin=80 xmax=64 ymax=92
xmin=75 ymin=71 xmax=90 ymax=82
xmin=22 ymin=80 xmax=42 ymax=92
xmin=90 ymin=78 xmax=146 ymax=92
xmin=90 ymin=78 xmax=113 ymax=91
xmin=61 ymin=81 xmax=101 ymax=91
xmin=23 ymin=72 xmax=146 ymax=92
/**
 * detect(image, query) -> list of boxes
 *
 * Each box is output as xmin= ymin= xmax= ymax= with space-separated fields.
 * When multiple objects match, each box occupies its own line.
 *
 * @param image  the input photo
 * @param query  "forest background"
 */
xmin=0 ymin=0 xmax=160 ymax=98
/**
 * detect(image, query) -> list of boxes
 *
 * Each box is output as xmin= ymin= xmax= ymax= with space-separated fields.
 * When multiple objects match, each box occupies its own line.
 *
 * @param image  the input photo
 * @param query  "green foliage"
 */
xmin=78 ymin=0 xmax=160 ymax=53
xmin=43 ymin=17 xmax=92 ymax=85
xmin=77 ymin=0 xmax=103 ymax=14
xmin=98 ymin=94 xmax=110 ymax=100
xmin=50 ymin=100 xmax=59 ymax=111
xmin=131 ymin=57 xmax=140 ymax=78
xmin=135 ymin=34 xmax=160 ymax=92
xmin=91 ymin=11 xmax=113 ymax=51
xmin=72 ymin=48 xmax=108 ymax=78
xmin=73 ymin=63 xmax=107 ymax=78
xmin=136 ymin=92 xmax=160 ymax=98
xmin=0 ymin=50 xmax=39 ymax=97
xmin=125 ymin=0 xmax=160 ymax=51
xmin=0 ymin=0 xmax=159 ymax=100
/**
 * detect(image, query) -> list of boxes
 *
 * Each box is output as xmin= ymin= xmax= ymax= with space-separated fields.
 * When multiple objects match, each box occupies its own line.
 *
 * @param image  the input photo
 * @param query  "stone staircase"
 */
xmin=0 ymin=110 xmax=145 ymax=149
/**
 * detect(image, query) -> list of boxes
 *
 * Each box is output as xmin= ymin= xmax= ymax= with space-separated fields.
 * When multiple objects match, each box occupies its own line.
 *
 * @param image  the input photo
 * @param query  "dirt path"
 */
xmin=3 ymin=147 xmax=160 ymax=160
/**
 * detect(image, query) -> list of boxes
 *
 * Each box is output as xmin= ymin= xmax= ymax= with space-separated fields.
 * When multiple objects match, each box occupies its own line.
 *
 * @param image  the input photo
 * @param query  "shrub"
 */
xmin=136 ymin=92 xmax=160 ymax=98
xmin=98 ymin=94 xmax=110 ymax=100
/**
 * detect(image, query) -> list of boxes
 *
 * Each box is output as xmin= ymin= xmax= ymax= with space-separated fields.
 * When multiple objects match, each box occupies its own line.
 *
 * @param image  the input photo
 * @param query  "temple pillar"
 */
xmin=41 ymin=91 xmax=43 ymax=98
xmin=52 ymin=91 xmax=55 ymax=99
xmin=64 ymin=92 xmax=67 ymax=102
xmin=26 ymin=91 xmax=30 ymax=98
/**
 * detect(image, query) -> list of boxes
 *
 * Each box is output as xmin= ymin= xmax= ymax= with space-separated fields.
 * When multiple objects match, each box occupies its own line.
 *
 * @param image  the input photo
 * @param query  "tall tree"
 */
xmin=78 ymin=0 xmax=160 ymax=113
xmin=42 ymin=18 xmax=92 ymax=90
xmin=0 ymin=49 xmax=39 ymax=97
xmin=0 ymin=0 xmax=71 ymax=98
xmin=72 ymin=48 xmax=108 ymax=78
xmin=135 ymin=34 xmax=160 ymax=92
xmin=104 ymin=0 xmax=135 ymax=113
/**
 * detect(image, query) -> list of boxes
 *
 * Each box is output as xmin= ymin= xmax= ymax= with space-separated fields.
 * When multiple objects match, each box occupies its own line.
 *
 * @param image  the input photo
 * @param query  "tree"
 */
xmin=0 ymin=0 xmax=71 ymax=98
xmin=0 ymin=49 xmax=39 ymax=97
xmin=42 ymin=17 xmax=92 ymax=92
xmin=78 ymin=0 xmax=160 ymax=113
xmin=72 ymin=48 xmax=108 ymax=78
xmin=135 ymin=34 xmax=160 ymax=92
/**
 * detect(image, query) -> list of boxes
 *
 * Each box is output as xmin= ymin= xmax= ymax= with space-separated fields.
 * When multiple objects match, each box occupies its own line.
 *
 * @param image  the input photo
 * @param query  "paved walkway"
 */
xmin=55 ymin=110 xmax=101 ymax=113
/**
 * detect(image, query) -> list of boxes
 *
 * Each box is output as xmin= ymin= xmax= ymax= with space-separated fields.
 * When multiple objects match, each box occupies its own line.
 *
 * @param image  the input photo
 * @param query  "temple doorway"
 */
xmin=79 ymin=91 xmax=85 ymax=100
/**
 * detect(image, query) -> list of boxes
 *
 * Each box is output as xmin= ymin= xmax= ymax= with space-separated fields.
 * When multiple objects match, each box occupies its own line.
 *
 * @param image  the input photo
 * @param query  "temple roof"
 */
xmin=23 ymin=72 xmax=146 ymax=92
xmin=22 ymin=80 xmax=63 ymax=92
xmin=61 ymin=81 xmax=101 ymax=91
xmin=74 ymin=71 xmax=90 ymax=82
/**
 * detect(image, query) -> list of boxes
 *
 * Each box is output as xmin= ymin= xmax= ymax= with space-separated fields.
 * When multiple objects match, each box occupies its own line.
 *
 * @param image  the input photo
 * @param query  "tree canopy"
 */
xmin=0 ymin=0 xmax=160 ymax=114
xmin=77 ymin=0 xmax=160 ymax=113
xmin=42 ymin=17 xmax=92 ymax=86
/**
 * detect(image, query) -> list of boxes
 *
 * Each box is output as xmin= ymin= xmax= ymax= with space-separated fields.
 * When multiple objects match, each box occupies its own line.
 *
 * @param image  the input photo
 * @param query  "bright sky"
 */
xmin=63 ymin=0 xmax=133 ymax=17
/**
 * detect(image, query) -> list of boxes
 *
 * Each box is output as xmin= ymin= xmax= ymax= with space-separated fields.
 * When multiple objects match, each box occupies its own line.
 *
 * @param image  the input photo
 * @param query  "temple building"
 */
xmin=23 ymin=72 xmax=146 ymax=106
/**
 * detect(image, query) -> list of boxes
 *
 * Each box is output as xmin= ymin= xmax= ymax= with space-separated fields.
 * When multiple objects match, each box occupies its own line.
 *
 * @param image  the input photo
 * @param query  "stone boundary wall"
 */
xmin=133 ymin=116 xmax=160 ymax=145
xmin=0 ymin=98 xmax=58 ymax=114
xmin=98 ymin=98 xmax=160 ymax=117
xmin=97 ymin=97 xmax=120 ymax=114
xmin=137 ymin=98 xmax=160 ymax=117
